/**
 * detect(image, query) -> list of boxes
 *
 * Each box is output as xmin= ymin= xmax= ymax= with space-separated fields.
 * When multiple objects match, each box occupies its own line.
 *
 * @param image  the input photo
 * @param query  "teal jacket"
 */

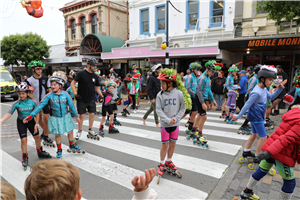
xmin=8 ymin=98 xmax=38 ymax=120
xmin=185 ymin=73 xmax=198 ymax=98
xmin=196 ymin=72 xmax=214 ymax=104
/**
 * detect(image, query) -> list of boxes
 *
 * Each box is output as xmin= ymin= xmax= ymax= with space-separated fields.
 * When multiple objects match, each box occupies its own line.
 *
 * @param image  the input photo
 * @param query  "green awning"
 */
xmin=79 ymin=34 xmax=125 ymax=55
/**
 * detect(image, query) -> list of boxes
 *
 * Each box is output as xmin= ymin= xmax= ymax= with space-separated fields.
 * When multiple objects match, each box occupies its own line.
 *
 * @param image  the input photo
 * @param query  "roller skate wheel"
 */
xmin=87 ymin=135 xmax=90 ymax=139
xmin=157 ymin=176 xmax=161 ymax=184
xmin=202 ymin=136 xmax=207 ymax=140
xmin=238 ymin=158 xmax=245 ymax=164
xmin=53 ymin=144 xmax=56 ymax=148
xmin=193 ymin=140 xmax=197 ymax=145
xmin=248 ymin=163 xmax=254 ymax=170
xmin=237 ymin=130 xmax=240 ymax=134
xmin=72 ymin=149 xmax=76 ymax=153
xmin=94 ymin=136 xmax=97 ymax=140
xmin=177 ymin=171 xmax=182 ymax=178
xmin=196 ymin=141 xmax=201 ymax=146
xmin=24 ymin=167 xmax=27 ymax=171
xmin=77 ymin=150 xmax=81 ymax=154
xmin=205 ymin=144 xmax=210 ymax=149
xmin=247 ymin=157 xmax=254 ymax=163
xmin=43 ymin=142 xmax=45 ymax=145
xmin=269 ymin=168 xmax=276 ymax=176
xmin=82 ymin=150 xmax=86 ymax=154
xmin=186 ymin=136 xmax=190 ymax=140
xmin=67 ymin=149 xmax=71 ymax=153
xmin=97 ymin=136 xmax=100 ymax=140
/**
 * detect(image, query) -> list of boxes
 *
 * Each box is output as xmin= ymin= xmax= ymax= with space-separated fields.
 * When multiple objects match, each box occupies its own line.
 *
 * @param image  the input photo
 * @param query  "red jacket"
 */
xmin=262 ymin=107 xmax=300 ymax=167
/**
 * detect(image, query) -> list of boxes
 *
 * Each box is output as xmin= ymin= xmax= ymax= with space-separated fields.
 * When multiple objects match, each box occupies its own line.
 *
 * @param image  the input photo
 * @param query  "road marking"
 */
xmin=0 ymin=103 xmax=12 ymax=106
xmin=133 ymin=109 xmax=233 ymax=117
xmin=26 ymin=139 xmax=208 ymax=199
xmin=68 ymin=129 xmax=227 ymax=179
xmin=103 ymin=117 xmax=249 ymax=140
xmin=83 ymin=120 xmax=243 ymax=155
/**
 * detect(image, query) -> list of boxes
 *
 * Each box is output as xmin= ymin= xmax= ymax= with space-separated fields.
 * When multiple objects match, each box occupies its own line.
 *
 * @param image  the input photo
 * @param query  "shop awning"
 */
xmin=79 ymin=34 xmax=125 ymax=55
xmin=219 ymin=35 xmax=300 ymax=52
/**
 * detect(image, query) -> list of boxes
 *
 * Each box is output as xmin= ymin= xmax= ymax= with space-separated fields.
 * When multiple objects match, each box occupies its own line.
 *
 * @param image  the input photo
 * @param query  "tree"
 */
xmin=255 ymin=1 xmax=300 ymax=28
xmin=1 ymin=32 xmax=50 ymax=76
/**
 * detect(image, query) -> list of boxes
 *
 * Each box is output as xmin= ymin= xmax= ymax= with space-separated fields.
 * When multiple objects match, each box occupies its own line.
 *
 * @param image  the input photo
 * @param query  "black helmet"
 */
xmin=87 ymin=58 xmax=98 ymax=65
xmin=254 ymin=64 xmax=262 ymax=72
xmin=257 ymin=65 xmax=277 ymax=80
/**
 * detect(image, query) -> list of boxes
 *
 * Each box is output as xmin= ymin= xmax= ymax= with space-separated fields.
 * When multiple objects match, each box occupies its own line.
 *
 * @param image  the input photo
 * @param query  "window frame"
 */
xmin=91 ymin=14 xmax=98 ymax=34
xmin=71 ymin=19 xmax=76 ymax=40
xmin=185 ymin=1 xmax=199 ymax=32
xmin=155 ymin=4 xmax=166 ymax=35
xmin=81 ymin=17 xmax=86 ymax=38
xmin=208 ymin=0 xmax=225 ymax=28
xmin=140 ymin=7 xmax=150 ymax=36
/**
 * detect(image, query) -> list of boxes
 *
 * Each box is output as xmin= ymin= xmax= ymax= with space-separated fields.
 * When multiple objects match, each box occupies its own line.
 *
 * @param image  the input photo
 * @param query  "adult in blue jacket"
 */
xmin=236 ymin=70 xmax=248 ymax=110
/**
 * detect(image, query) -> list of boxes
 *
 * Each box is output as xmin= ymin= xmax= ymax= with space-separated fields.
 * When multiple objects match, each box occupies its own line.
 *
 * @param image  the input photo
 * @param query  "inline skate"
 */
xmin=37 ymin=147 xmax=52 ymax=158
xmin=264 ymin=122 xmax=273 ymax=131
xmin=185 ymin=120 xmax=191 ymax=127
xmin=41 ymin=134 xmax=56 ymax=148
xmin=186 ymin=129 xmax=207 ymax=143
xmin=87 ymin=130 xmax=100 ymax=140
xmin=227 ymin=116 xmax=237 ymax=124
xmin=236 ymin=190 xmax=260 ymax=200
xmin=157 ymin=161 xmax=182 ymax=184
xmin=219 ymin=112 xmax=227 ymax=119
xmin=67 ymin=145 xmax=86 ymax=154
xmin=193 ymin=133 xmax=209 ymax=149
xmin=237 ymin=126 xmax=252 ymax=135
xmin=114 ymin=119 xmax=122 ymax=126
xmin=98 ymin=125 xmax=105 ymax=137
xmin=75 ymin=130 xmax=82 ymax=141
xmin=95 ymin=109 xmax=101 ymax=115
xmin=109 ymin=126 xmax=120 ymax=134
xmin=21 ymin=153 xmax=28 ymax=171
xmin=266 ymin=118 xmax=277 ymax=126
xmin=238 ymin=151 xmax=255 ymax=164
xmin=56 ymin=149 xmax=62 ymax=158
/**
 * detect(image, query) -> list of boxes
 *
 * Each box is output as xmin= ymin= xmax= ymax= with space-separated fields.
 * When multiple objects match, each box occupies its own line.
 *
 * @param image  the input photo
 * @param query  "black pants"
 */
xmin=236 ymin=93 xmax=246 ymax=110
xmin=130 ymin=95 xmax=136 ymax=109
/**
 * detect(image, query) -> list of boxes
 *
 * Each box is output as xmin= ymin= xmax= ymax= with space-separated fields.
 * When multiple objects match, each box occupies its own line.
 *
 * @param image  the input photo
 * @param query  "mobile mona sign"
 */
xmin=247 ymin=37 xmax=300 ymax=47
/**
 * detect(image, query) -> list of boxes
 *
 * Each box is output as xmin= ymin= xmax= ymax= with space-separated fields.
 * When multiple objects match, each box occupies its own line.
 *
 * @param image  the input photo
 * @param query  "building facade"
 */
xmin=102 ymin=0 xmax=239 ymax=76
xmin=219 ymin=0 xmax=300 ymax=91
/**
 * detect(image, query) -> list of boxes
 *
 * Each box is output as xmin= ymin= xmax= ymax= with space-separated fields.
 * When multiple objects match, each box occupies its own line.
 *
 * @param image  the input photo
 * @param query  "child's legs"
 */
xmin=27 ymin=119 xmax=41 ymax=149
xmin=190 ymin=111 xmax=197 ymax=122
xmin=101 ymin=106 xmax=108 ymax=125
xmin=17 ymin=119 xmax=28 ymax=153
xmin=222 ymin=99 xmax=227 ymax=111
xmin=160 ymin=127 xmax=171 ymax=161
xmin=21 ymin=138 xmax=28 ymax=154
xmin=252 ymin=123 xmax=267 ymax=154
xmin=122 ymin=98 xmax=128 ymax=109
xmin=101 ymin=116 xmax=106 ymax=125
xmin=33 ymin=135 xmax=41 ymax=149
xmin=109 ymin=114 xmax=114 ymax=123
xmin=131 ymin=95 xmax=136 ymax=109
xmin=160 ymin=142 xmax=169 ymax=161
xmin=55 ymin=135 xmax=62 ymax=145
xmin=167 ymin=141 xmax=177 ymax=159
xmin=198 ymin=115 xmax=207 ymax=132
xmin=256 ymin=136 xmax=267 ymax=154
xmin=275 ymin=160 xmax=296 ymax=194
xmin=265 ymin=106 xmax=272 ymax=118
xmin=67 ymin=130 xmax=74 ymax=141
xmin=167 ymin=126 xmax=179 ymax=159
xmin=42 ymin=113 xmax=50 ymax=136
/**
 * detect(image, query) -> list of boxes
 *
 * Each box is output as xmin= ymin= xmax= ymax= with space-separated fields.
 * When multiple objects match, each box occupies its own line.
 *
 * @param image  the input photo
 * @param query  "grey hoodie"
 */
xmin=111 ymin=86 xmax=119 ymax=104
xmin=156 ymin=88 xmax=186 ymax=128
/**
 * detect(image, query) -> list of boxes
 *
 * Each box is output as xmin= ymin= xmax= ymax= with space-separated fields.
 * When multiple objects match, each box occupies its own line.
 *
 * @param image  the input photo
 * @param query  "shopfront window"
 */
xmin=140 ymin=8 xmax=149 ymax=35
xmin=209 ymin=0 xmax=224 ymax=28
xmin=187 ymin=1 xmax=199 ymax=29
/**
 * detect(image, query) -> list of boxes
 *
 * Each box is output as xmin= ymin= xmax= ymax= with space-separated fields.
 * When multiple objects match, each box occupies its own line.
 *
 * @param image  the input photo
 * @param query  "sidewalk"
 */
xmin=209 ymin=108 xmax=300 ymax=200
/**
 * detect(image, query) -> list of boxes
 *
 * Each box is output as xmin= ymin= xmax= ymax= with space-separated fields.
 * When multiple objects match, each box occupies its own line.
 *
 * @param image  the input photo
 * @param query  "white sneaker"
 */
xmin=132 ymin=110 xmax=137 ymax=114
xmin=75 ymin=130 xmax=82 ymax=140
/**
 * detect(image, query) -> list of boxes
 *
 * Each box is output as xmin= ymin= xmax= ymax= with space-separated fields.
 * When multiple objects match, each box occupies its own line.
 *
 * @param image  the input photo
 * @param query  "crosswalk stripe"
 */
xmin=83 ymin=120 xmax=242 ymax=156
xmin=133 ymin=109 xmax=229 ymax=117
xmin=104 ymin=118 xmax=249 ymax=140
xmin=25 ymin=138 xmax=208 ymax=199
xmin=66 ymin=130 xmax=227 ymax=179
xmin=124 ymin=113 xmax=244 ymax=125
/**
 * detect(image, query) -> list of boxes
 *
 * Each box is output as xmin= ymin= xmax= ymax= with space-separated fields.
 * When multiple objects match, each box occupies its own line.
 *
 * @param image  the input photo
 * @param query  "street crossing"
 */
xmin=1 ymin=108 xmax=250 ymax=199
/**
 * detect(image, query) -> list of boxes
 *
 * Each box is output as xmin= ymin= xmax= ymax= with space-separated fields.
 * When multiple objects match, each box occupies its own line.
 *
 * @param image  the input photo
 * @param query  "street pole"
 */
xmin=165 ymin=0 xmax=169 ymax=68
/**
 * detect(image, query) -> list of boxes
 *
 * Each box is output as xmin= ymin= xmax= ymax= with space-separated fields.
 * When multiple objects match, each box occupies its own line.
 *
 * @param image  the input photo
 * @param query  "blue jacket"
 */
xmin=8 ymin=98 xmax=38 ymax=120
xmin=185 ymin=73 xmax=198 ymax=98
xmin=237 ymin=85 xmax=283 ymax=122
xmin=196 ymin=72 xmax=214 ymax=104
xmin=29 ymin=91 xmax=78 ymax=119
xmin=239 ymin=74 xmax=248 ymax=94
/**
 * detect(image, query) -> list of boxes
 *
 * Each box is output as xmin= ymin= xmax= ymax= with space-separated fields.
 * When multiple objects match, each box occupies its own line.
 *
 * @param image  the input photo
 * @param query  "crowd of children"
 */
xmin=2 ymin=57 xmax=300 ymax=200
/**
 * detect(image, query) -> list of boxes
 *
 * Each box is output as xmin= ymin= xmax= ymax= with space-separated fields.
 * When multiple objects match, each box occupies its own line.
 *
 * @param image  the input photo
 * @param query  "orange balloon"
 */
xmin=31 ymin=0 xmax=42 ymax=10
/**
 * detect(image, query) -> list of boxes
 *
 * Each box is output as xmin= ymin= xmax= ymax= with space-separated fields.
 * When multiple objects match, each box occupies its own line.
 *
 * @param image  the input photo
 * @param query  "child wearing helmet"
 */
xmin=0 ymin=82 xmax=51 ymax=170
xmin=23 ymin=71 xmax=83 ymax=159
xmin=184 ymin=62 xmax=202 ymax=133
xmin=25 ymin=60 xmax=54 ymax=148
xmin=105 ymin=79 xmax=122 ymax=126
xmin=233 ymin=66 xmax=284 ymax=199
xmin=156 ymin=68 xmax=191 ymax=181
xmin=119 ymin=77 xmax=132 ymax=116
xmin=98 ymin=80 xmax=120 ymax=136
xmin=225 ymin=84 xmax=241 ymax=124
xmin=192 ymin=60 xmax=217 ymax=139
xmin=128 ymin=74 xmax=140 ymax=114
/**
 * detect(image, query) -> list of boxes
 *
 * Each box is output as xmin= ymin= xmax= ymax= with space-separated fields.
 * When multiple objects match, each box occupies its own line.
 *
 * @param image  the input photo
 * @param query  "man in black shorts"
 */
xmin=25 ymin=60 xmax=53 ymax=145
xmin=71 ymin=58 xmax=104 ymax=140
xmin=271 ymin=65 xmax=288 ymax=116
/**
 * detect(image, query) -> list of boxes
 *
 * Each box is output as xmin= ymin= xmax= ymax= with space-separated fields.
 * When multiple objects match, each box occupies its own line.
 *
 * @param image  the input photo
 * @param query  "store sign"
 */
xmin=248 ymin=37 xmax=300 ymax=47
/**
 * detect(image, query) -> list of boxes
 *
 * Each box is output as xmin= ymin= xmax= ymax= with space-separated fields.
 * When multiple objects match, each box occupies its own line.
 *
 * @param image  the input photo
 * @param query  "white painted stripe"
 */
xmin=66 ymin=130 xmax=227 ymax=179
xmin=83 ymin=120 xmax=242 ymax=156
xmin=133 ymin=109 xmax=231 ymax=117
xmin=125 ymin=113 xmax=244 ymax=125
xmin=105 ymin=118 xmax=249 ymax=140
xmin=0 ymin=103 xmax=12 ymax=106
xmin=26 ymin=139 xmax=208 ymax=199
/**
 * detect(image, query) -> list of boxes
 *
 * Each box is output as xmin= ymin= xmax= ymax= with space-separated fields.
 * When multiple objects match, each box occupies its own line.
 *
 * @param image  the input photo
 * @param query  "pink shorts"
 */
xmin=161 ymin=126 xmax=179 ymax=143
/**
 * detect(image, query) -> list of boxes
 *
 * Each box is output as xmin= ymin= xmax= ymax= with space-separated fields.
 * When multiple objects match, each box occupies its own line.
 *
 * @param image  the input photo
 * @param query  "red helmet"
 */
xmin=157 ymin=73 xmax=177 ymax=82
xmin=132 ymin=74 xmax=139 ymax=79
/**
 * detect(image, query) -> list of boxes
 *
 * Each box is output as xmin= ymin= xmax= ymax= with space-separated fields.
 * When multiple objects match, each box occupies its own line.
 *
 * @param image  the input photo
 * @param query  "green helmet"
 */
xmin=28 ymin=60 xmax=45 ymax=69
xmin=189 ymin=62 xmax=202 ymax=70
xmin=228 ymin=62 xmax=242 ymax=72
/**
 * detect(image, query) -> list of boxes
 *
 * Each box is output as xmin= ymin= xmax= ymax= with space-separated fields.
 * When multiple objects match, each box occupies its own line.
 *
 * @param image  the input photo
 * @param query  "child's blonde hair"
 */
xmin=24 ymin=159 xmax=80 ymax=200
xmin=1 ymin=182 xmax=16 ymax=200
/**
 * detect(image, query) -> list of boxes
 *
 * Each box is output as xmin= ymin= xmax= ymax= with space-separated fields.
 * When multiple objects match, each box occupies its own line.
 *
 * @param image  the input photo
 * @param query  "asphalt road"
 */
xmin=0 ymin=97 xmax=249 ymax=200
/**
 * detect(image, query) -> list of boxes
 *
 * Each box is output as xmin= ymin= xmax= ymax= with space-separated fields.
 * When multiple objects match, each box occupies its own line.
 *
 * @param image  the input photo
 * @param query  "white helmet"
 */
xmin=151 ymin=63 xmax=162 ymax=72
xmin=50 ymin=71 xmax=66 ymax=85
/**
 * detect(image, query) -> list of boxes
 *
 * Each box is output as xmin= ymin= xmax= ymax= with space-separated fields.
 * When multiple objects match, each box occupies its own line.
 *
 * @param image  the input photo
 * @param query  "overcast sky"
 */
xmin=1 ymin=0 xmax=72 ymax=65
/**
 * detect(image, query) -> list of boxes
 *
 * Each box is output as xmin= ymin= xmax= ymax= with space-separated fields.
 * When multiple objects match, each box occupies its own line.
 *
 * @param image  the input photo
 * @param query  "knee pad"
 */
xmin=282 ymin=178 xmax=296 ymax=194
xmin=124 ymin=100 xmax=129 ymax=106
xmin=252 ymin=167 xmax=268 ymax=181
